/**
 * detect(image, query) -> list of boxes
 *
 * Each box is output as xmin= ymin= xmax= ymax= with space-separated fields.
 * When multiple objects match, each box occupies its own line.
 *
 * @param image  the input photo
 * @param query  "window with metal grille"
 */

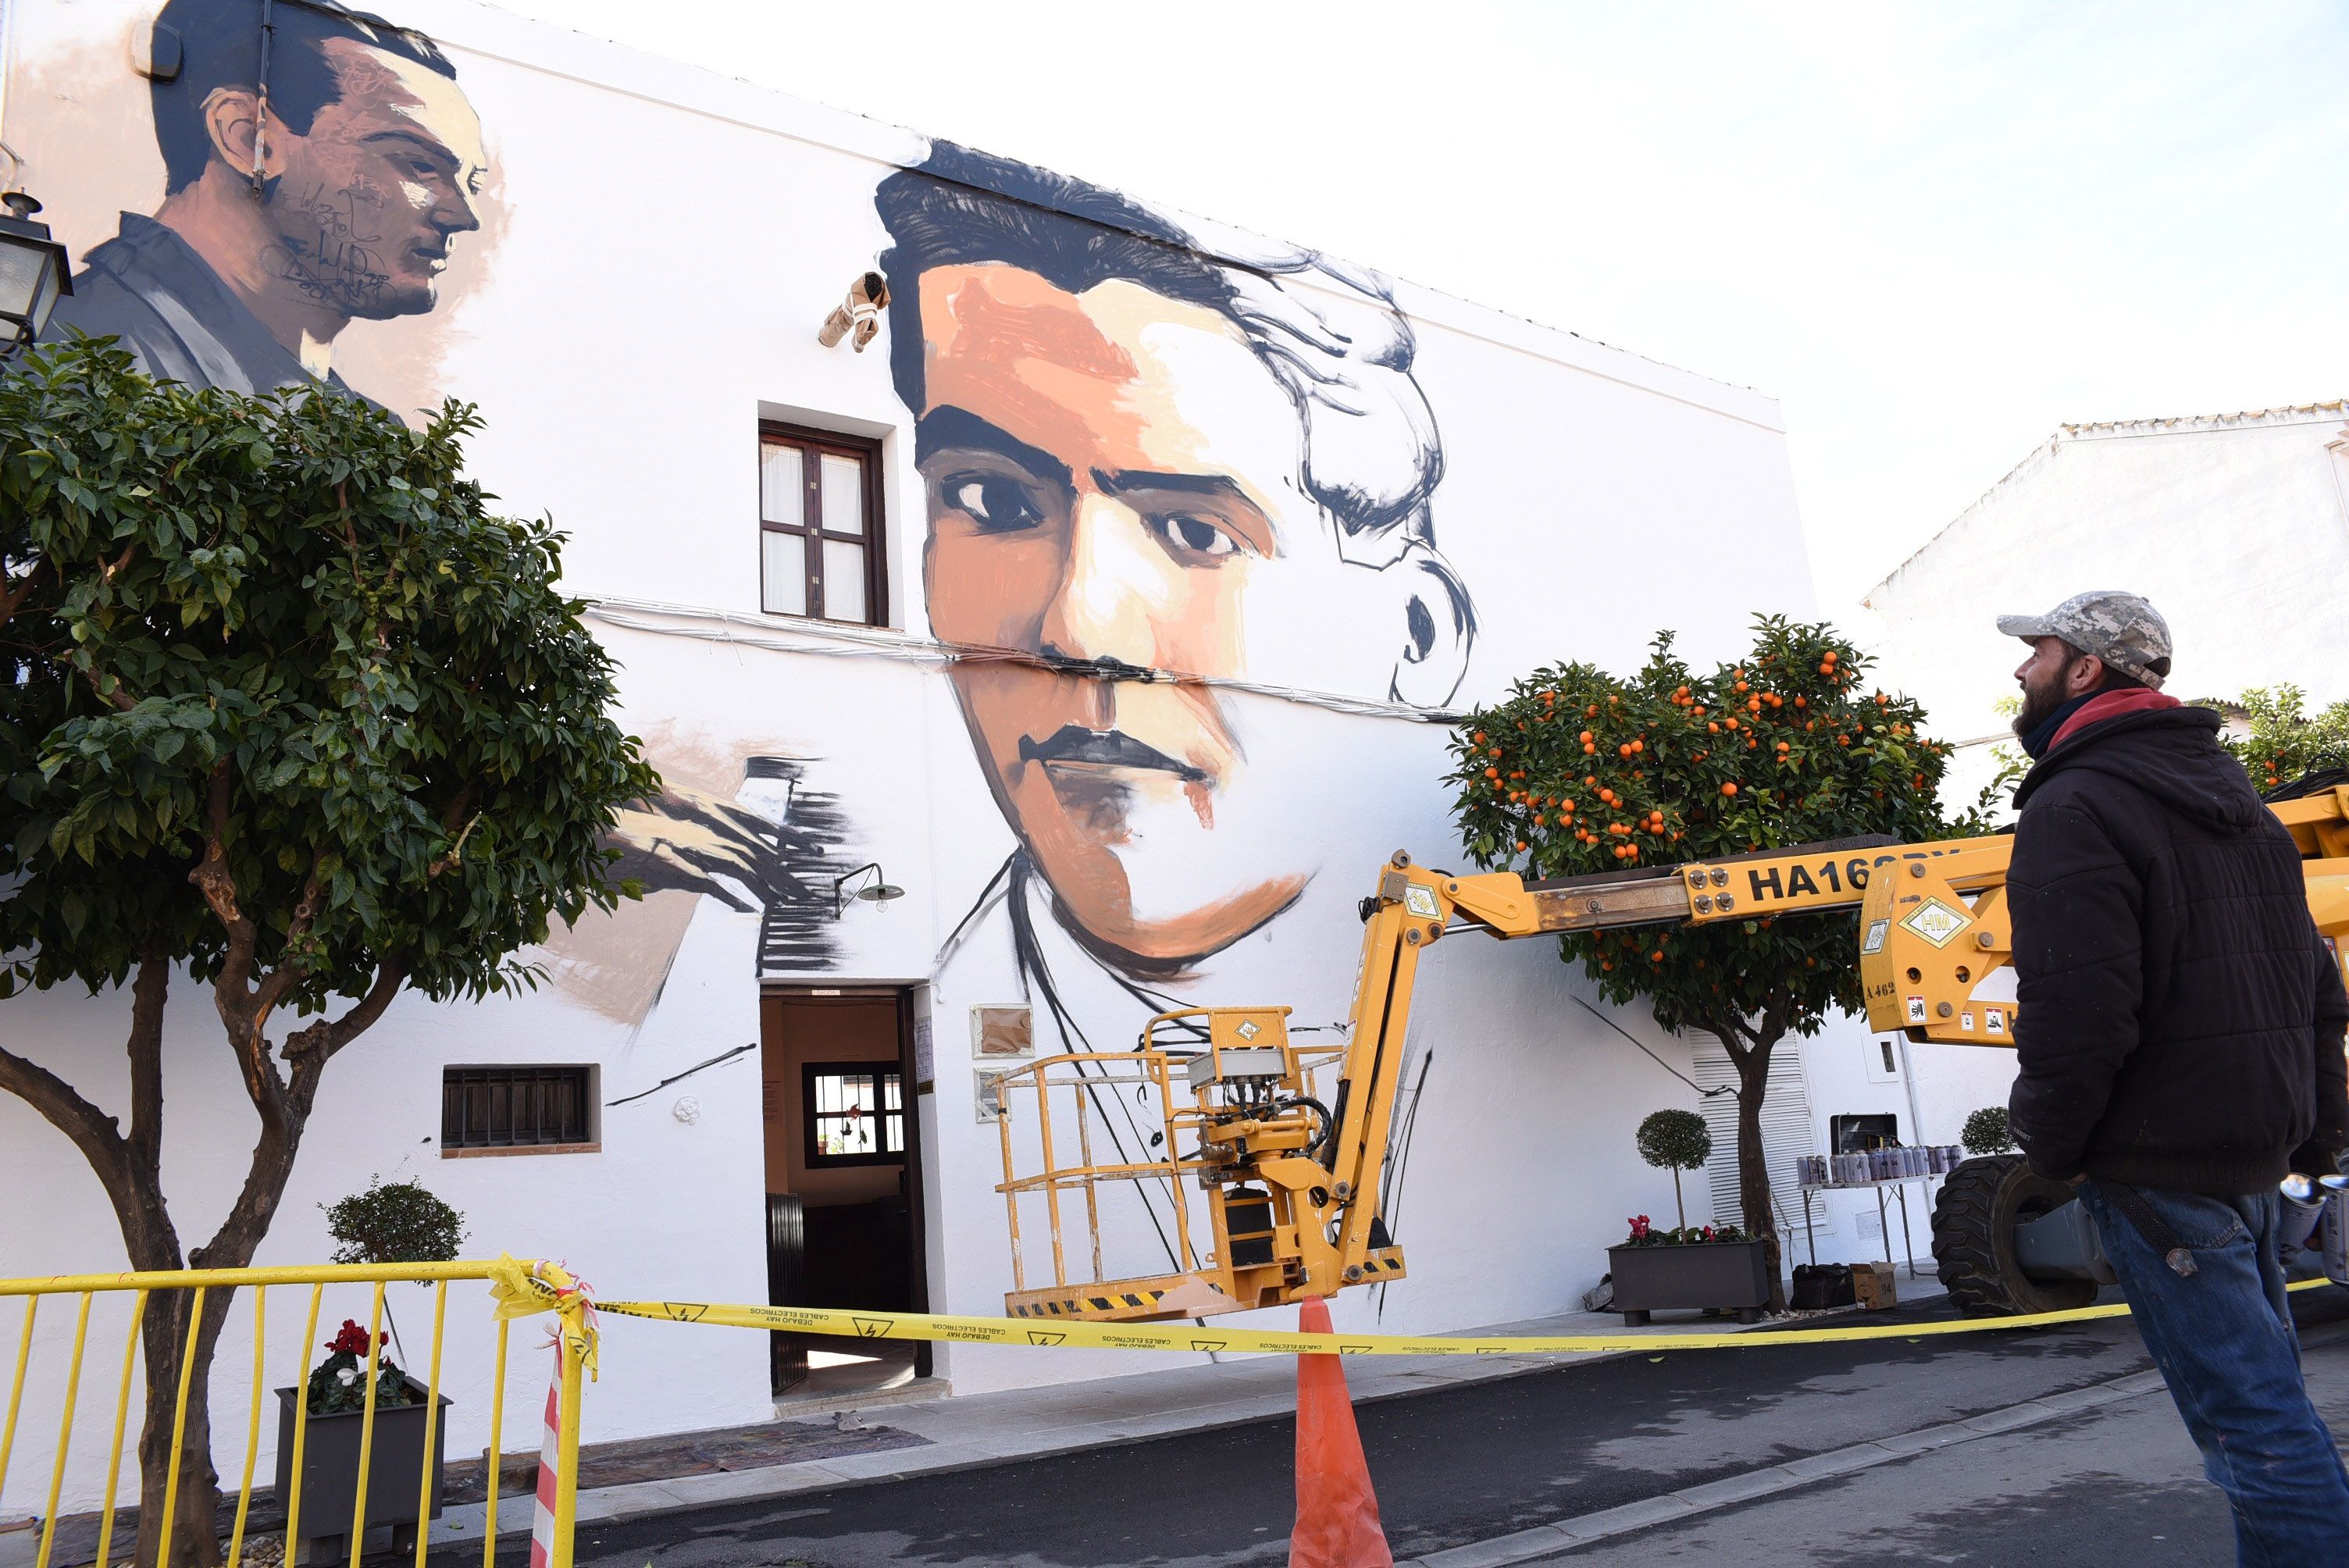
xmin=801 ymin=1062 xmax=904 ymax=1168
xmin=440 ymin=1066 xmax=595 ymax=1151
xmin=758 ymin=423 xmax=886 ymax=625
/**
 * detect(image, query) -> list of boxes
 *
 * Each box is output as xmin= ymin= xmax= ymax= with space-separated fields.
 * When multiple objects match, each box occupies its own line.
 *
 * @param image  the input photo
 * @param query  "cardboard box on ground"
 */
xmin=1854 ymin=1262 xmax=1898 ymax=1310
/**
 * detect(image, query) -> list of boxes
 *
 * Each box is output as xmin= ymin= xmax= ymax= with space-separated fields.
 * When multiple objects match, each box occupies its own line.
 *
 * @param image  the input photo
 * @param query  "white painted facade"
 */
xmin=1862 ymin=402 xmax=2349 ymax=806
xmin=1 ymin=0 xmax=1955 ymax=1513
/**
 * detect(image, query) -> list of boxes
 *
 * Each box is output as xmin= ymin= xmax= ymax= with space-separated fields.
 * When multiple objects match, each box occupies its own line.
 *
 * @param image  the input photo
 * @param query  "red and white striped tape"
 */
xmin=528 ymin=1347 xmax=562 ymax=1568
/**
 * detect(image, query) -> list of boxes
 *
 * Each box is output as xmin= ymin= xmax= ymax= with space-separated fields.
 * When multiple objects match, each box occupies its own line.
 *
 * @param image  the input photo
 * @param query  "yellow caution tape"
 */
xmin=591 ymin=1278 xmax=2333 ymax=1356
xmin=487 ymin=1253 xmax=602 ymax=1381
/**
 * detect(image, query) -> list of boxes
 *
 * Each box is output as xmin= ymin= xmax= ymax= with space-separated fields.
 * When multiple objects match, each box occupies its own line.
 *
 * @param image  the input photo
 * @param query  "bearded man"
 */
xmin=2001 ymin=589 xmax=2349 ymax=1564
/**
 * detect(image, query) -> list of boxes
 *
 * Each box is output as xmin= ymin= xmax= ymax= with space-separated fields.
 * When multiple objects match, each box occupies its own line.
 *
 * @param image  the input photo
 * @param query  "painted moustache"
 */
xmin=1018 ymin=726 xmax=1210 ymax=784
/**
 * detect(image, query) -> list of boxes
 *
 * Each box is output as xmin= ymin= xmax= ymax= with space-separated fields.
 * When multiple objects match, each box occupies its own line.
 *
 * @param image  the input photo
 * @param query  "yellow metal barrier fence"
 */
xmin=11 ymin=1255 xmax=2324 ymax=1566
xmin=0 ymin=1260 xmax=586 ymax=1568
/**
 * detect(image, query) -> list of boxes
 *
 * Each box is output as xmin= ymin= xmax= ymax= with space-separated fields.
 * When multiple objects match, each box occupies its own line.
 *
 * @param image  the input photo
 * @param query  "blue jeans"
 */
xmin=2078 ymin=1178 xmax=2349 ymax=1566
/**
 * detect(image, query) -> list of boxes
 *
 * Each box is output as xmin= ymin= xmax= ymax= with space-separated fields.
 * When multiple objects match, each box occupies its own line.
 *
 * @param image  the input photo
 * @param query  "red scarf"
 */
xmin=2047 ymin=687 xmax=2180 ymax=753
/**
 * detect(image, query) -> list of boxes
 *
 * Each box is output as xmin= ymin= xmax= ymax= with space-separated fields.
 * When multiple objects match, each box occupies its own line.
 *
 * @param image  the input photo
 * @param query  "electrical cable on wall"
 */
xmin=605 ymin=1042 xmax=758 ymax=1107
xmin=1574 ymin=995 xmax=1730 ymax=1098
xmin=582 ymin=598 xmax=1466 ymax=725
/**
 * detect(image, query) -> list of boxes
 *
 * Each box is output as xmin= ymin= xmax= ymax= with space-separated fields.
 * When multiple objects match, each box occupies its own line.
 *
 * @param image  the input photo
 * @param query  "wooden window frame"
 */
xmin=758 ymin=421 xmax=888 ymax=627
xmin=440 ymin=1064 xmax=598 ymax=1153
xmin=800 ymin=1060 xmax=906 ymax=1169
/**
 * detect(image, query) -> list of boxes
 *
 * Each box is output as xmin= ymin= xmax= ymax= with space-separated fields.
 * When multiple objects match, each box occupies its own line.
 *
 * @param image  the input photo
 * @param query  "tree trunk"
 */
xmin=1 ymin=946 xmax=396 ymax=1565
xmin=132 ymin=1288 xmax=233 ymax=1568
xmin=125 ymin=1102 xmax=308 ymax=1568
xmin=1701 ymin=1008 xmax=1789 ymax=1313
xmin=1670 ymin=1167 xmax=1685 ymax=1231
xmin=1732 ymin=1052 xmax=1786 ymax=1310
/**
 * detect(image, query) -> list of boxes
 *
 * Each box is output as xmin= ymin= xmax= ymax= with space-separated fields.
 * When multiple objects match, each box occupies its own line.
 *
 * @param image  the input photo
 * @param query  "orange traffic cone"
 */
xmin=1290 ymin=1295 xmax=1392 ymax=1568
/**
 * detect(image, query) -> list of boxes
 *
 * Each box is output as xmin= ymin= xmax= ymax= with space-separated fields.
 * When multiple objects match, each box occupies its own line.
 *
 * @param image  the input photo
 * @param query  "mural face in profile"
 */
xmin=45 ymin=0 xmax=485 ymax=401
xmin=876 ymin=145 xmax=1477 ymax=975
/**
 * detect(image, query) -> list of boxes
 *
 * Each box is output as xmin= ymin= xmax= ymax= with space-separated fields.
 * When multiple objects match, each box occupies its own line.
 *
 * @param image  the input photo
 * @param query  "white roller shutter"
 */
xmin=1690 ymin=1035 xmax=1827 ymax=1235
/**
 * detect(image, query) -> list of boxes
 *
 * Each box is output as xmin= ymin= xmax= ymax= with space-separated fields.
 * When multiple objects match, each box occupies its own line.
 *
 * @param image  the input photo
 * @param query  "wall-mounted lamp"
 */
xmin=833 ymin=862 xmax=905 ymax=917
xmin=0 ymin=187 xmax=72 ymax=358
xmin=818 ymin=271 xmax=889 ymax=352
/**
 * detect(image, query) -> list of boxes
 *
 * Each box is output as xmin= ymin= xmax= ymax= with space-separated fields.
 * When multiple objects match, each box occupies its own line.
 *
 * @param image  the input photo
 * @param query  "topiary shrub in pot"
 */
xmin=275 ymin=1180 xmax=466 ymax=1563
xmin=1635 ymin=1109 xmax=1712 ymax=1231
xmin=1960 ymin=1107 xmax=2018 ymax=1156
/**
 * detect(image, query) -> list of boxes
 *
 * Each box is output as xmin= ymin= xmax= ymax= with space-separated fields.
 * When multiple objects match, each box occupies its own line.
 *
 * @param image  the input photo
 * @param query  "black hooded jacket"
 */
xmin=2005 ymin=700 xmax=2349 ymax=1194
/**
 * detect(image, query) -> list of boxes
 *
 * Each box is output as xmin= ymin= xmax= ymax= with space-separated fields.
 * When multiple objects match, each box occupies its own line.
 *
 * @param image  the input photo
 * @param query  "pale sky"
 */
xmin=487 ymin=0 xmax=2349 ymax=613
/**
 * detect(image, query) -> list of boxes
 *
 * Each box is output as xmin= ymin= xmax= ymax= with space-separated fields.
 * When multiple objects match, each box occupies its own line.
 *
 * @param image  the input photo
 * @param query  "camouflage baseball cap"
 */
xmin=1996 ymin=590 xmax=2173 ymax=690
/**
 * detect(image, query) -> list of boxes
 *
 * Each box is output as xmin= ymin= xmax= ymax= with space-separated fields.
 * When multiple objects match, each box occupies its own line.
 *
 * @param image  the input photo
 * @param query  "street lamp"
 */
xmin=832 ymin=863 xmax=906 ymax=917
xmin=0 ymin=191 xmax=73 ymax=358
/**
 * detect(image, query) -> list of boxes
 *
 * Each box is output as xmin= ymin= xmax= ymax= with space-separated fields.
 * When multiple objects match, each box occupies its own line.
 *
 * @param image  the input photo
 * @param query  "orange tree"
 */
xmin=1448 ymin=616 xmax=1983 ymax=1305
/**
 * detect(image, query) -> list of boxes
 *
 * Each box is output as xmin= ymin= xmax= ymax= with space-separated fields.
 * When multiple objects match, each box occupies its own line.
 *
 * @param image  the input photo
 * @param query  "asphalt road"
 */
xmin=540 ymin=1288 xmax=2349 ymax=1568
xmin=1549 ymin=1323 xmax=2349 ymax=1565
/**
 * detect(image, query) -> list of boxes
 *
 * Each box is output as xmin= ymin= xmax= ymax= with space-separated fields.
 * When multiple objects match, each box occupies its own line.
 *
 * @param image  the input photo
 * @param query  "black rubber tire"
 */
xmin=1931 ymin=1153 xmax=2100 ymax=1317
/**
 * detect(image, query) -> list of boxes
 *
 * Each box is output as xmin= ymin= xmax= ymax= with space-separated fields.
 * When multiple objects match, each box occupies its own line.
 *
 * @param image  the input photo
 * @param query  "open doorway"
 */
xmin=760 ymin=987 xmax=931 ymax=1402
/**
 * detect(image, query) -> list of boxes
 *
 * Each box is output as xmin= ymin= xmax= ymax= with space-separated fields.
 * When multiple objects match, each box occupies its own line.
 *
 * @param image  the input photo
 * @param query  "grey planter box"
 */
xmin=1606 ymin=1240 xmax=1770 ymax=1325
xmin=273 ymin=1378 xmax=449 ymax=1559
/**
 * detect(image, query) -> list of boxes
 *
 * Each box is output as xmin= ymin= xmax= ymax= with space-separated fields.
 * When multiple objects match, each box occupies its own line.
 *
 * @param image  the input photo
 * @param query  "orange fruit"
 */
xmin=1631 ymin=739 xmax=1645 ymax=754
xmin=1721 ymin=782 xmax=1738 ymax=796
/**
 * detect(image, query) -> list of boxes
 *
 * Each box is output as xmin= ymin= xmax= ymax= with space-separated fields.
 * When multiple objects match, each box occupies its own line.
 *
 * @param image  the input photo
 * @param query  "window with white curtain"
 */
xmin=759 ymin=424 xmax=885 ymax=625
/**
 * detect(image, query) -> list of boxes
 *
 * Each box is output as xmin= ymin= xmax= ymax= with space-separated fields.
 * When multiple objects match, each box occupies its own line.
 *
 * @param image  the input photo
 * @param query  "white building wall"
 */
xmin=0 ymin=0 xmax=1898 ymax=1512
xmin=1862 ymin=405 xmax=2349 ymax=806
xmin=1830 ymin=402 xmax=2349 ymax=1262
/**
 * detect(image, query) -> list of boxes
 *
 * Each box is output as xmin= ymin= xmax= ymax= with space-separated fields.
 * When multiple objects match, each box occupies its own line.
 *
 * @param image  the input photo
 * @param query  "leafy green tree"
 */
xmin=2205 ymin=685 xmax=2349 ymax=793
xmin=1449 ymin=617 xmax=1981 ymax=1306
xmin=1634 ymin=1108 xmax=1712 ymax=1230
xmin=0 ymin=337 xmax=657 ymax=1564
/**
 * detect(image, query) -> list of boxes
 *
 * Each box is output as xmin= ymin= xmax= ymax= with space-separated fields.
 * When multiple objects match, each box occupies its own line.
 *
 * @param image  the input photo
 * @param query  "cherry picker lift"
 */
xmin=993 ymin=782 xmax=2349 ymax=1321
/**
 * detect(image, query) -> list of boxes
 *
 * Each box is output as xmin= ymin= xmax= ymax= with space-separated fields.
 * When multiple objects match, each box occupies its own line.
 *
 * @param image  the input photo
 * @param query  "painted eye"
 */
xmin=943 ymin=474 xmax=1043 ymax=532
xmin=1153 ymin=514 xmax=1240 ymax=559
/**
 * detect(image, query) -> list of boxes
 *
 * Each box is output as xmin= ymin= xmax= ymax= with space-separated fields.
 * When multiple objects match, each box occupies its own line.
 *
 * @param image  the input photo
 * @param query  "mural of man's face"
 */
xmin=918 ymin=264 xmax=1429 ymax=968
xmin=261 ymin=39 xmax=485 ymax=318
